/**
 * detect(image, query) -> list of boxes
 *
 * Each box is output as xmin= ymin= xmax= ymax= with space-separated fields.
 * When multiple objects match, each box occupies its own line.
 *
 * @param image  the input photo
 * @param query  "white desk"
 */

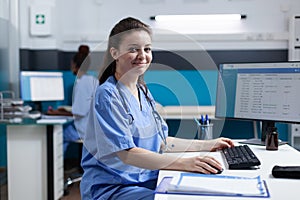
xmin=157 ymin=105 xmax=215 ymax=120
xmin=4 ymin=120 xmax=65 ymax=200
xmin=155 ymin=141 xmax=300 ymax=200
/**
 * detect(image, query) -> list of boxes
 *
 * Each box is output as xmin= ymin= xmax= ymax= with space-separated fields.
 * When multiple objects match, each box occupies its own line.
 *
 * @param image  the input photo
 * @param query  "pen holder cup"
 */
xmin=197 ymin=124 xmax=213 ymax=140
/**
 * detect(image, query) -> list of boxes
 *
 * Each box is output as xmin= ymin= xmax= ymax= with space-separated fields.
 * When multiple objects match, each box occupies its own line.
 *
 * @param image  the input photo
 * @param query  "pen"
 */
xmin=200 ymin=115 xmax=205 ymax=125
xmin=205 ymin=114 xmax=210 ymax=125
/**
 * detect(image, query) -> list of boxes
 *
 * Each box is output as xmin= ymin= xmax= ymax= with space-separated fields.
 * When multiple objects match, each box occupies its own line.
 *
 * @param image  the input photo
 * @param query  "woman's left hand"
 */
xmin=206 ymin=137 xmax=235 ymax=152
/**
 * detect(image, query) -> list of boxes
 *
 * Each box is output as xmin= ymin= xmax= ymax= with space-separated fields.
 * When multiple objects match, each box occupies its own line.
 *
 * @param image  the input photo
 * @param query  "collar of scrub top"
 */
xmin=113 ymin=76 xmax=168 ymax=153
xmin=114 ymin=78 xmax=134 ymax=124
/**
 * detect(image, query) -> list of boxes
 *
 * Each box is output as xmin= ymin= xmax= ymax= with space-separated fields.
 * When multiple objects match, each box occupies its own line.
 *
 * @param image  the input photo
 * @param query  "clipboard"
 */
xmin=155 ymin=174 xmax=270 ymax=198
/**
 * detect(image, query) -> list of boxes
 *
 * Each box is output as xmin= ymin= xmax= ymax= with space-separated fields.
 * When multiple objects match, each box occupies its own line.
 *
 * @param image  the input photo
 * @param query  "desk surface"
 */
xmin=0 ymin=116 xmax=73 ymax=125
xmin=157 ymin=105 xmax=215 ymax=119
xmin=155 ymin=141 xmax=300 ymax=200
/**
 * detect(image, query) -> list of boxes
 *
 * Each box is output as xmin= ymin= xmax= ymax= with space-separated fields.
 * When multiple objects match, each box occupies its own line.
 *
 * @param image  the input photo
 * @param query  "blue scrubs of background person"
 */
xmin=72 ymin=73 xmax=98 ymax=138
xmin=79 ymin=17 xmax=234 ymax=200
xmin=62 ymin=122 xmax=79 ymax=153
xmin=47 ymin=45 xmax=93 ymax=155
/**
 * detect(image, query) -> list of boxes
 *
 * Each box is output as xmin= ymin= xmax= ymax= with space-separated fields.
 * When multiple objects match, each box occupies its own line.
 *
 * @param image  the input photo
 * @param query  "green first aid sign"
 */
xmin=30 ymin=5 xmax=51 ymax=36
xmin=35 ymin=14 xmax=45 ymax=24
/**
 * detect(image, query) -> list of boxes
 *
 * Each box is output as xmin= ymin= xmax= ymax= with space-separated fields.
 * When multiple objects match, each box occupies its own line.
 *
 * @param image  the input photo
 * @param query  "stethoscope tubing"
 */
xmin=114 ymin=81 xmax=167 ymax=151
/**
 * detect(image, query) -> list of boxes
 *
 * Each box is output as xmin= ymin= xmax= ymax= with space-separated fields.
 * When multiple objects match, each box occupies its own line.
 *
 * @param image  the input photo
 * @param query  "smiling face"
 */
xmin=110 ymin=30 xmax=152 ymax=81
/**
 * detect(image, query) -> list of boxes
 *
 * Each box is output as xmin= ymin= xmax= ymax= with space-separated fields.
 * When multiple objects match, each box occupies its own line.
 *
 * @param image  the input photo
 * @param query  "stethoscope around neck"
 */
xmin=114 ymin=78 xmax=168 ymax=153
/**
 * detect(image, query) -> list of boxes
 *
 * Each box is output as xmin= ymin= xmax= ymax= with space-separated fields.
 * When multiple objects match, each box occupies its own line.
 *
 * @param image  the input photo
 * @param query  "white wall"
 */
xmin=19 ymin=0 xmax=300 ymax=51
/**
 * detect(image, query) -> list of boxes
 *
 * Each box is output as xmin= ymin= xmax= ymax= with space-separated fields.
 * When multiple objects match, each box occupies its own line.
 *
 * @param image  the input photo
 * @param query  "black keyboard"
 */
xmin=221 ymin=145 xmax=261 ymax=169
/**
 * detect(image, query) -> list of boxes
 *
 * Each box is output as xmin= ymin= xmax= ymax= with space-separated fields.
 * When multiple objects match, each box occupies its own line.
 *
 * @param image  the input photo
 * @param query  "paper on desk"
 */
xmin=41 ymin=114 xmax=73 ymax=119
xmin=168 ymin=173 xmax=266 ymax=196
xmin=36 ymin=118 xmax=67 ymax=124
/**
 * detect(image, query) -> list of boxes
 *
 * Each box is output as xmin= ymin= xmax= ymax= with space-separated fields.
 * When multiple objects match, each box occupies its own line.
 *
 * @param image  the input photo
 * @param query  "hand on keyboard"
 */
xmin=221 ymin=145 xmax=261 ymax=169
xmin=206 ymin=137 xmax=235 ymax=151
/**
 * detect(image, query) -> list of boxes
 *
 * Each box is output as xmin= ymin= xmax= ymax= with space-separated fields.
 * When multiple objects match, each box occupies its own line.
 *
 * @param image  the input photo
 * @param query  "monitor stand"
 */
xmin=33 ymin=101 xmax=43 ymax=112
xmin=239 ymin=120 xmax=288 ymax=146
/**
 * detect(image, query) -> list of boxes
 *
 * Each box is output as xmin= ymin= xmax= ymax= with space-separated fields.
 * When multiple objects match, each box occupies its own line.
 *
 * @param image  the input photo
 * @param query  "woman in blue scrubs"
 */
xmin=48 ymin=45 xmax=98 ymax=155
xmin=79 ymin=17 xmax=234 ymax=200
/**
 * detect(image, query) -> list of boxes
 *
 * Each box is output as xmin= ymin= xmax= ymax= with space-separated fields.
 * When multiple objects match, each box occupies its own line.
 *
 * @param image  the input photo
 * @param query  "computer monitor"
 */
xmin=20 ymin=71 xmax=64 ymax=110
xmin=215 ymin=62 xmax=300 ymax=145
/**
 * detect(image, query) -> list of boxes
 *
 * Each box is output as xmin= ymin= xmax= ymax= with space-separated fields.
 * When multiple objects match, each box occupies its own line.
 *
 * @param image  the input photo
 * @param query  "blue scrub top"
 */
xmin=80 ymin=76 xmax=168 ymax=199
xmin=72 ymin=74 xmax=98 ymax=138
xmin=64 ymin=74 xmax=98 ymax=154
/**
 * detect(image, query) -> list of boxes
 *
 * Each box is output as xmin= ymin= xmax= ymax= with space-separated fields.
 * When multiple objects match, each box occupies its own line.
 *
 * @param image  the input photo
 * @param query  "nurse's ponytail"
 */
xmin=99 ymin=51 xmax=116 ymax=85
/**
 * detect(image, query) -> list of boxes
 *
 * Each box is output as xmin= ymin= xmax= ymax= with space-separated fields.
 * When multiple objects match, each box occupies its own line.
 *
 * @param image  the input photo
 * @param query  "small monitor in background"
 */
xmin=20 ymin=71 xmax=65 ymax=110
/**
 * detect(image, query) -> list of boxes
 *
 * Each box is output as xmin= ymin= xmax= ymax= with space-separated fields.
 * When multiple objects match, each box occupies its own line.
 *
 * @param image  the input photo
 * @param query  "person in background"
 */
xmin=48 ymin=45 xmax=98 ymax=154
xmin=71 ymin=45 xmax=98 ymax=144
xmin=80 ymin=17 xmax=234 ymax=200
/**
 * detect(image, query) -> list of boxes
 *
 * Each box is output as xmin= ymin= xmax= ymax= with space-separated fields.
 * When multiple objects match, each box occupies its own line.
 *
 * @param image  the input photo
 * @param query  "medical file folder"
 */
xmin=155 ymin=173 xmax=270 ymax=198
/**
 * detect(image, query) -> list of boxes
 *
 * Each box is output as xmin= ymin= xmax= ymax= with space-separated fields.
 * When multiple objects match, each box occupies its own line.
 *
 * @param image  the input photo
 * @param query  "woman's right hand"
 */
xmin=180 ymin=156 xmax=223 ymax=174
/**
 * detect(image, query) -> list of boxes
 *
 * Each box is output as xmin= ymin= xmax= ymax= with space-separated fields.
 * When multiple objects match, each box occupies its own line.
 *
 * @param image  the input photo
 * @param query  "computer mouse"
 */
xmin=209 ymin=164 xmax=223 ymax=174
xmin=215 ymin=168 xmax=223 ymax=174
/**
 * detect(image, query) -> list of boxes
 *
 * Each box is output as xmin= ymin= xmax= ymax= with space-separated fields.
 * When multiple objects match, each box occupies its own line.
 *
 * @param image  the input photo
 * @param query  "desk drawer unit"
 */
xmin=52 ymin=125 xmax=64 ymax=199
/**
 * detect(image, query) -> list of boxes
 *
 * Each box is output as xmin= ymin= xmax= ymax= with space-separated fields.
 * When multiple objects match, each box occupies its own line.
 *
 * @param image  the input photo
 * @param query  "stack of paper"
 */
xmin=156 ymin=173 xmax=270 ymax=198
xmin=41 ymin=114 xmax=73 ymax=120
xmin=36 ymin=118 xmax=67 ymax=124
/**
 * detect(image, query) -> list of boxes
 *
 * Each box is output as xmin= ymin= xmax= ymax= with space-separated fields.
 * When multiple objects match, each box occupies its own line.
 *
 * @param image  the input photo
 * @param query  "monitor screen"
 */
xmin=215 ymin=62 xmax=300 ymax=124
xmin=20 ymin=71 xmax=64 ymax=101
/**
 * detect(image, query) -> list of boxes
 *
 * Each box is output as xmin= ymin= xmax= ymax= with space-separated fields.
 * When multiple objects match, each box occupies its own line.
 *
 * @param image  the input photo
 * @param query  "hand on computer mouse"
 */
xmin=204 ymin=158 xmax=223 ymax=174
xmin=181 ymin=156 xmax=223 ymax=174
xmin=195 ymin=156 xmax=223 ymax=174
xmin=209 ymin=164 xmax=223 ymax=174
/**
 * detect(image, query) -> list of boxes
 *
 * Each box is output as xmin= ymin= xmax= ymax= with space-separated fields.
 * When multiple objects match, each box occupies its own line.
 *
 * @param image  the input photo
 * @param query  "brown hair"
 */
xmin=72 ymin=45 xmax=90 ymax=72
xmin=98 ymin=17 xmax=152 ymax=88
